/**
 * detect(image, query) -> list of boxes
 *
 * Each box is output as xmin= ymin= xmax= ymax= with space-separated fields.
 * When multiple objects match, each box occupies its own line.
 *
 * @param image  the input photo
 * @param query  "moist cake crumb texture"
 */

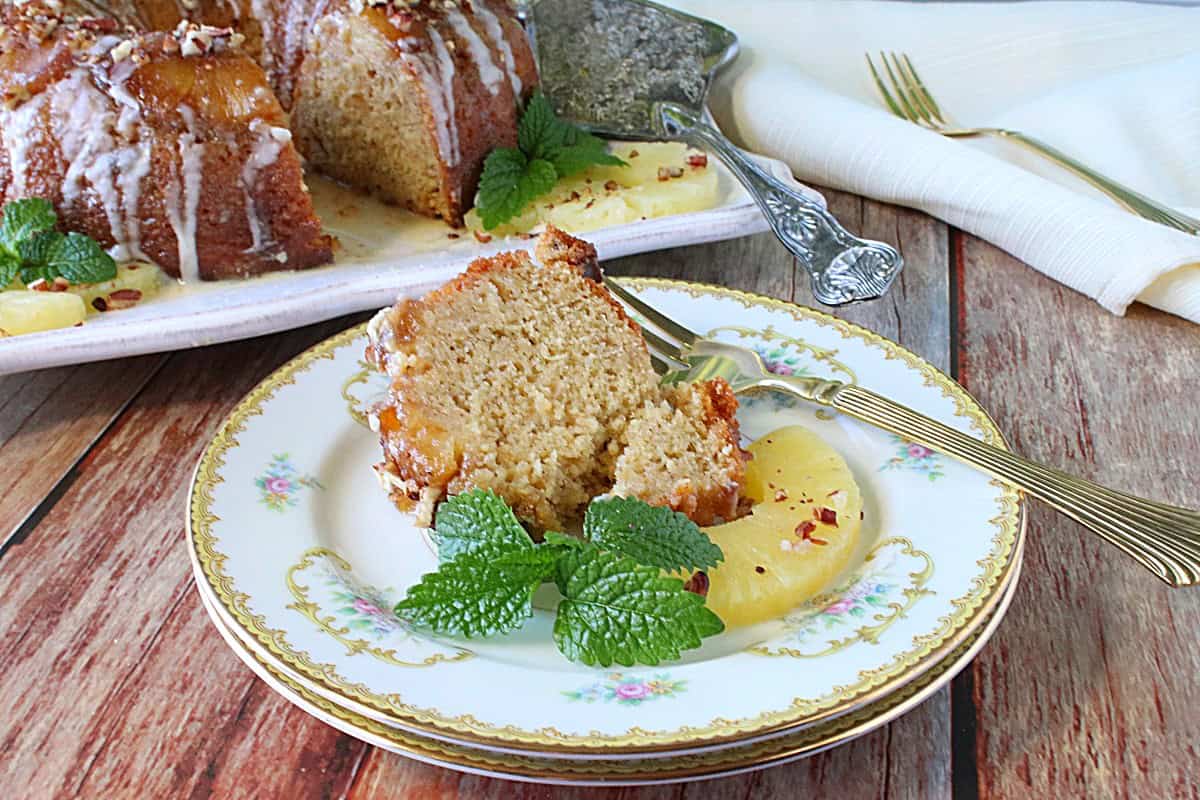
xmin=366 ymin=227 xmax=748 ymax=530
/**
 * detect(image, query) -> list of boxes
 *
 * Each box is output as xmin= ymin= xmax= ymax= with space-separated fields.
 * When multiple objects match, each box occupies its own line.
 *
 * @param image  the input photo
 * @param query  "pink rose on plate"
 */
xmin=906 ymin=443 xmax=933 ymax=459
xmin=824 ymin=598 xmax=856 ymax=615
xmin=615 ymin=682 xmax=650 ymax=700
xmin=353 ymin=598 xmax=383 ymax=616
xmin=265 ymin=477 xmax=292 ymax=494
xmin=769 ymin=363 xmax=794 ymax=376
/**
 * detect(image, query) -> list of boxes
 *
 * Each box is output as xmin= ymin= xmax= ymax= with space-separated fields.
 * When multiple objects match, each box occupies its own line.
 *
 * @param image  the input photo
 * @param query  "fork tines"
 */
xmin=865 ymin=51 xmax=946 ymax=128
xmin=602 ymin=277 xmax=699 ymax=369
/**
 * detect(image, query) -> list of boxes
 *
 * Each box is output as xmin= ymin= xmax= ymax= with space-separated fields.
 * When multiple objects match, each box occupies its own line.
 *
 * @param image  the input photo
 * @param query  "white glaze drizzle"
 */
xmin=0 ymin=92 xmax=42 ymax=198
xmin=249 ymin=0 xmax=277 ymax=91
xmin=164 ymin=106 xmax=205 ymax=283
xmin=470 ymin=0 xmax=521 ymax=98
xmin=51 ymin=69 xmax=154 ymax=262
xmin=240 ymin=119 xmax=289 ymax=252
xmin=423 ymin=26 xmax=459 ymax=166
xmin=443 ymin=6 xmax=502 ymax=96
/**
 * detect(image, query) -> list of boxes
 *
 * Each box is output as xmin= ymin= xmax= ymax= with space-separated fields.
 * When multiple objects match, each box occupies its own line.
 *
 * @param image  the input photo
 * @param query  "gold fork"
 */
xmin=866 ymin=52 xmax=1200 ymax=236
xmin=604 ymin=276 xmax=1200 ymax=587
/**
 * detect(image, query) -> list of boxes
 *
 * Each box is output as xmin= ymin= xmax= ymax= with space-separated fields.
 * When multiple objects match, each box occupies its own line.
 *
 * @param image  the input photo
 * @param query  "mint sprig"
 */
xmin=554 ymin=542 xmax=724 ymax=667
xmin=394 ymin=492 xmax=726 ymax=666
xmin=0 ymin=198 xmax=116 ymax=288
xmin=474 ymin=91 xmax=626 ymax=230
xmin=584 ymin=496 xmax=724 ymax=573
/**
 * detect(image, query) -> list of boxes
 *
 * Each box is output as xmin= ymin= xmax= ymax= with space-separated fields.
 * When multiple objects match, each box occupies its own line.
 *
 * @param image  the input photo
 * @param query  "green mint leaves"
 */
xmin=393 ymin=490 xmax=725 ymax=666
xmin=553 ymin=544 xmax=724 ymax=667
xmin=0 ymin=199 xmax=117 ymax=288
xmin=584 ymin=496 xmax=724 ymax=573
xmin=474 ymin=90 xmax=626 ymax=230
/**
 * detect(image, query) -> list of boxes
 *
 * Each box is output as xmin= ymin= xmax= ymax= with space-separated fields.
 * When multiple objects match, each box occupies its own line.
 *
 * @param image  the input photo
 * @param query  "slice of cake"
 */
xmin=366 ymin=227 xmax=747 ymax=531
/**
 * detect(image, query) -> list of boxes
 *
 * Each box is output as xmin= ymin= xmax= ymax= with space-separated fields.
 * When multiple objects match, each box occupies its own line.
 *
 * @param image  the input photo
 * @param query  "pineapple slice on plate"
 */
xmin=702 ymin=425 xmax=864 ymax=629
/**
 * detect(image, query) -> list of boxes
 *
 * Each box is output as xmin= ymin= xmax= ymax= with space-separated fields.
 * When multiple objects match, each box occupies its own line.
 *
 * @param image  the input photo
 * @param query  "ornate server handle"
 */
xmin=658 ymin=102 xmax=904 ymax=305
xmin=758 ymin=374 xmax=1200 ymax=587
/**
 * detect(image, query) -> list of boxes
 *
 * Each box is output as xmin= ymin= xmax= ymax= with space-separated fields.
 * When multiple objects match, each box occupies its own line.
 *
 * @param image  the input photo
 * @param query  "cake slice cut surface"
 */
xmin=366 ymin=227 xmax=747 ymax=531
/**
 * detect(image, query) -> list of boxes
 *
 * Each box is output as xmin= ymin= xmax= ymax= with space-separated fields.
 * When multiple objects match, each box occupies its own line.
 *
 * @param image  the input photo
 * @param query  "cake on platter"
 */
xmin=0 ymin=0 xmax=535 ymax=281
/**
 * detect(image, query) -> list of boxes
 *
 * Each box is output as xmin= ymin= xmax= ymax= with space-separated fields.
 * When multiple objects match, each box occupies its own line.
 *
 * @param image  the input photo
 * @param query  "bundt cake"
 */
xmin=0 ymin=2 xmax=332 ymax=279
xmin=0 ymin=0 xmax=535 ymax=281
xmin=89 ymin=0 xmax=536 ymax=223
xmin=365 ymin=227 xmax=748 ymax=531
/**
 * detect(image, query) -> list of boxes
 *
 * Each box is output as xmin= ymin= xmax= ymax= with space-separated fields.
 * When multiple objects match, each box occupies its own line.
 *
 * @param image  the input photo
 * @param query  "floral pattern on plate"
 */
xmin=255 ymin=454 xmax=323 ymax=511
xmin=563 ymin=673 xmax=688 ymax=706
xmin=286 ymin=547 xmax=473 ymax=667
xmin=879 ymin=435 xmax=946 ymax=481
xmin=752 ymin=538 xmax=935 ymax=658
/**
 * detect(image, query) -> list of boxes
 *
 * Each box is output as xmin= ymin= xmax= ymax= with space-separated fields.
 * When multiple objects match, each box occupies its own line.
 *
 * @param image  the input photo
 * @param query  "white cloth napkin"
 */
xmin=667 ymin=0 xmax=1200 ymax=323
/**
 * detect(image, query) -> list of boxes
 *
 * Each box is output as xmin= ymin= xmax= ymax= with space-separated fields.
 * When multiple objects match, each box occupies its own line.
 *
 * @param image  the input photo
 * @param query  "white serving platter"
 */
xmin=0 ymin=154 xmax=813 ymax=375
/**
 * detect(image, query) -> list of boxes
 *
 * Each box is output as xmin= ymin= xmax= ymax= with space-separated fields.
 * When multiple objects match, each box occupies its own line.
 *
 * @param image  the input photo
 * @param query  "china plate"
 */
xmin=188 ymin=279 xmax=1024 ymax=757
xmin=0 ymin=155 xmax=811 ymax=375
xmin=192 ymin=548 xmax=1021 ymax=785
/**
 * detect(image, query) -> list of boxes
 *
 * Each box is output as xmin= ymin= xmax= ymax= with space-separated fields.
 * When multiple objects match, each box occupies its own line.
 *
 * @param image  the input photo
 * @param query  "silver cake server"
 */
xmin=519 ymin=0 xmax=903 ymax=305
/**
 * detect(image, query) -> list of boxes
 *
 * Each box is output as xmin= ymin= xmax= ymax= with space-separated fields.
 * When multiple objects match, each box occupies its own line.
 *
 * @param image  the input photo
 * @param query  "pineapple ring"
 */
xmin=701 ymin=425 xmax=864 ymax=629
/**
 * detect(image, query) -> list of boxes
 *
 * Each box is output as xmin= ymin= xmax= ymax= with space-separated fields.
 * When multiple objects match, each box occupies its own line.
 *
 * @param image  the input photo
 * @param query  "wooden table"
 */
xmin=2 ymin=187 xmax=1198 ymax=799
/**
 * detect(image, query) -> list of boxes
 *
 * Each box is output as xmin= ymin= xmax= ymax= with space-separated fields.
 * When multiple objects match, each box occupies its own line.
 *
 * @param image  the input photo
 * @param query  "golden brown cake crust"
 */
xmin=62 ymin=0 xmax=538 ymax=227
xmin=366 ymin=227 xmax=749 ymax=530
xmin=0 ymin=2 xmax=332 ymax=279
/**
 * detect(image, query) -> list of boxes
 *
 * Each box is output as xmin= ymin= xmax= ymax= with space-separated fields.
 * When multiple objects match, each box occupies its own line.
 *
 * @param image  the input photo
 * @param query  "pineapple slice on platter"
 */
xmin=0 ymin=292 xmax=87 ymax=336
xmin=464 ymin=142 xmax=719 ymax=236
xmin=70 ymin=262 xmax=164 ymax=313
xmin=0 ymin=263 xmax=165 ymax=337
xmin=701 ymin=426 xmax=864 ymax=629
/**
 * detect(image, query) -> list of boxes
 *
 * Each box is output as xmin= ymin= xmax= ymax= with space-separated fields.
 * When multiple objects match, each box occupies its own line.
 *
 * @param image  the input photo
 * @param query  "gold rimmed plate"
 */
xmin=187 ymin=278 xmax=1025 ymax=757
xmin=192 ymin=547 xmax=1021 ymax=784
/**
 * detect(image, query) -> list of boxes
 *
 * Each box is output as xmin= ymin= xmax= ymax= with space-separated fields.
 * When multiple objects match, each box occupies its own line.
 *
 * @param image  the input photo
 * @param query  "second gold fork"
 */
xmin=866 ymin=51 xmax=1200 ymax=236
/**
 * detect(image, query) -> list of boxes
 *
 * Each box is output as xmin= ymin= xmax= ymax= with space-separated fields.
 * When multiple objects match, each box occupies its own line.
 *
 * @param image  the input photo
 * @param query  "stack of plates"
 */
xmin=187 ymin=279 xmax=1025 ymax=786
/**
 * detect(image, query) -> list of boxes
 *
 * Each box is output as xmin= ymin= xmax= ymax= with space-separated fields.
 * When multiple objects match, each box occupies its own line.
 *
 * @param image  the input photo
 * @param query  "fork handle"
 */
xmin=997 ymin=131 xmax=1200 ymax=236
xmin=760 ymin=376 xmax=1200 ymax=587
xmin=656 ymin=103 xmax=904 ymax=306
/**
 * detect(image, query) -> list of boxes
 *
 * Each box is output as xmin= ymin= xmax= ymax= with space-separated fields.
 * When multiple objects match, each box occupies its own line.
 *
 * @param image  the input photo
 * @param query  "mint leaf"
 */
xmin=395 ymin=546 xmax=561 ymax=638
xmin=550 ymin=128 xmax=626 ymax=178
xmin=0 ymin=252 xmax=21 ymax=287
xmin=17 ymin=231 xmax=116 ymax=285
xmin=553 ymin=542 xmax=724 ymax=666
xmin=433 ymin=489 xmax=533 ymax=562
xmin=17 ymin=232 xmax=63 ymax=284
xmin=476 ymin=148 xmax=558 ymax=230
xmin=584 ymin=496 xmax=723 ymax=573
xmin=1 ymin=198 xmax=56 ymax=255
xmin=542 ymin=531 xmax=586 ymax=550
xmin=48 ymin=232 xmax=117 ymax=284
xmin=517 ymin=90 xmax=568 ymax=161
